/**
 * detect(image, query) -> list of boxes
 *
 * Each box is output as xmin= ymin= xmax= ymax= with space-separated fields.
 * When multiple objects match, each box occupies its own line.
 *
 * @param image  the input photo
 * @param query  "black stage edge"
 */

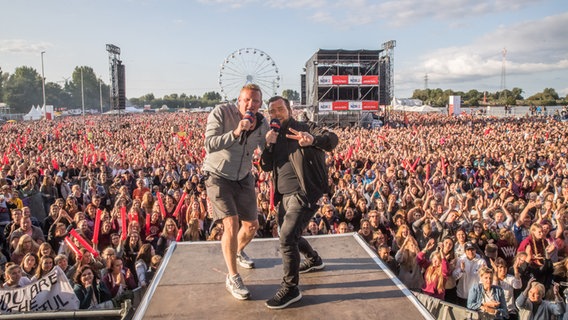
xmin=133 ymin=234 xmax=434 ymax=319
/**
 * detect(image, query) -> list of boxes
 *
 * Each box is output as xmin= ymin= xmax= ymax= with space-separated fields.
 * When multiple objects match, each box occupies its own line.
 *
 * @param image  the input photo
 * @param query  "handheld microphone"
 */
xmin=239 ymin=111 xmax=255 ymax=144
xmin=270 ymin=118 xmax=281 ymax=133
xmin=267 ymin=118 xmax=281 ymax=152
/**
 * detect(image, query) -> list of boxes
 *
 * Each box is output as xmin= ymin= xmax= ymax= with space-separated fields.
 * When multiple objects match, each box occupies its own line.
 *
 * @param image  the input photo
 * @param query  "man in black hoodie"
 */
xmin=261 ymin=96 xmax=338 ymax=309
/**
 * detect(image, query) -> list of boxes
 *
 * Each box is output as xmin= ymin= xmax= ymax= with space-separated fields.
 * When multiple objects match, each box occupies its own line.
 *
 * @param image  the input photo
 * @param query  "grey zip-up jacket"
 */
xmin=203 ymin=103 xmax=268 ymax=181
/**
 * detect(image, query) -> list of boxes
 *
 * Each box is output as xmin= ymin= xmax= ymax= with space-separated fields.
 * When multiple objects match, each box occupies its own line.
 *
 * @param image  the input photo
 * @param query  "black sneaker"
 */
xmin=299 ymin=255 xmax=325 ymax=274
xmin=265 ymin=286 xmax=302 ymax=309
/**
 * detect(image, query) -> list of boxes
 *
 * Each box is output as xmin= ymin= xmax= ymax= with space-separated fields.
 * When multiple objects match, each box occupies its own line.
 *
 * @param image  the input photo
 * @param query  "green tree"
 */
xmin=282 ymin=89 xmax=300 ymax=101
xmin=510 ymin=87 xmax=524 ymax=100
xmin=0 ymin=67 xmax=6 ymax=102
xmin=67 ymin=66 xmax=101 ymax=110
xmin=4 ymin=66 xmax=42 ymax=113
xmin=45 ymin=82 xmax=72 ymax=109
xmin=143 ymin=93 xmax=155 ymax=102
xmin=203 ymin=91 xmax=222 ymax=101
xmin=464 ymin=89 xmax=481 ymax=106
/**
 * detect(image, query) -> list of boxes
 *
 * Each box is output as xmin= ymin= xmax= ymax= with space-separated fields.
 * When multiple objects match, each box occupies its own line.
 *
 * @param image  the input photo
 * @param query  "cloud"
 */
xmin=265 ymin=0 xmax=326 ymax=9
xmin=310 ymin=10 xmax=335 ymax=24
xmin=408 ymin=12 xmax=568 ymax=85
xmin=198 ymin=0 xmax=326 ymax=10
xmin=198 ymin=0 xmax=543 ymax=28
xmin=197 ymin=0 xmax=258 ymax=9
xmin=302 ymin=0 xmax=542 ymax=27
xmin=0 ymin=40 xmax=51 ymax=54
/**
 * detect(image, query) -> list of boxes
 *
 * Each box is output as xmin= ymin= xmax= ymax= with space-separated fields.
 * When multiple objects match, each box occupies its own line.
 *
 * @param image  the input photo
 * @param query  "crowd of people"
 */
xmin=0 ymin=106 xmax=567 ymax=317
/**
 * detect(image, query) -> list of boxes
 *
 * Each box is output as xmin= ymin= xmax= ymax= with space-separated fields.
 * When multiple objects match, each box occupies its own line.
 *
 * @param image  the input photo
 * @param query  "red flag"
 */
xmin=65 ymin=237 xmax=82 ymax=260
xmin=176 ymin=228 xmax=183 ymax=242
xmin=140 ymin=138 xmax=147 ymax=150
xmin=92 ymin=209 xmax=102 ymax=245
xmin=410 ymin=157 xmax=421 ymax=173
xmin=51 ymin=159 xmax=59 ymax=170
xmin=269 ymin=180 xmax=275 ymax=211
xmin=2 ymin=153 xmax=8 ymax=165
xmin=172 ymin=192 xmax=187 ymax=218
xmin=157 ymin=192 xmax=167 ymax=220
xmin=121 ymin=207 xmax=128 ymax=241
xmin=69 ymin=229 xmax=99 ymax=257
xmin=345 ymin=145 xmax=354 ymax=162
xmin=145 ymin=214 xmax=151 ymax=236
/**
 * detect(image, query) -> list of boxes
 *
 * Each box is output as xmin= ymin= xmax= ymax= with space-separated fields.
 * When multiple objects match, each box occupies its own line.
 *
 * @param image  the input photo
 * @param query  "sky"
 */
xmin=1 ymin=0 xmax=567 ymax=102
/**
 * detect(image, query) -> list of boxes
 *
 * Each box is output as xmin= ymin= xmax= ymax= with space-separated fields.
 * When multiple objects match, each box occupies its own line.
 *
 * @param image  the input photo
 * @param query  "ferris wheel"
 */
xmin=218 ymin=48 xmax=281 ymax=101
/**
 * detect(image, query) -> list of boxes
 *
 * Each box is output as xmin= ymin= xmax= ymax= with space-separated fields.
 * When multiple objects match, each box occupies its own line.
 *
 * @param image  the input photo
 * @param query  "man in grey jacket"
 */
xmin=203 ymin=84 xmax=269 ymax=300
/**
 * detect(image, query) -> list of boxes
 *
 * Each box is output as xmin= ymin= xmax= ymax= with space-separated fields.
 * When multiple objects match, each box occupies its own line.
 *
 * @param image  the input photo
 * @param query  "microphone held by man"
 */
xmin=238 ymin=110 xmax=255 ymax=144
xmin=266 ymin=118 xmax=281 ymax=152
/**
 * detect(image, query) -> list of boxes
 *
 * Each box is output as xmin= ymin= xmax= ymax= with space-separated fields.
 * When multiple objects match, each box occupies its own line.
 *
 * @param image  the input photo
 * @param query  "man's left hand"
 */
xmin=287 ymin=128 xmax=314 ymax=147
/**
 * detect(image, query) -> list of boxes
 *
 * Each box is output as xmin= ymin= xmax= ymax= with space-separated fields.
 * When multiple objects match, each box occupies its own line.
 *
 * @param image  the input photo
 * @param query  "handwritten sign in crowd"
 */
xmin=0 ymin=267 xmax=79 ymax=313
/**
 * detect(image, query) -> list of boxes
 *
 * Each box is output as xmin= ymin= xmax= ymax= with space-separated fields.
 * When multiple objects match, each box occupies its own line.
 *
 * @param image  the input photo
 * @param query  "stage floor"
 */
xmin=133 ymin=233 xmax=433 ymax=320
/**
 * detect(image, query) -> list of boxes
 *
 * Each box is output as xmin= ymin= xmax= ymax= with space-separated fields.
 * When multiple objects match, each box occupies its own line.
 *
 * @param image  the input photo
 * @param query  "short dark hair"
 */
xmin=267 ymin=96 xmax=291 ymax=111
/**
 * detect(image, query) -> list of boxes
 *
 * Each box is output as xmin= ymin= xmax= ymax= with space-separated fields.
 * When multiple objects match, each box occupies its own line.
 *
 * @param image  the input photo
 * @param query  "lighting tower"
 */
xmin=106 ymin=44 xmax=124 ymax=112
xmin=500 ymin=48 xmax=507 ymax=91
xmin=381 ymin=40 xmax=396 ymax=104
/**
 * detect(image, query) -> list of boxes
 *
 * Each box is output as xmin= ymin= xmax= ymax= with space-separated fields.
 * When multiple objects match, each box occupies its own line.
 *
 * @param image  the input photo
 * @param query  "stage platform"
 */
xmin=133 ymin=233 xmax=434 ymax=320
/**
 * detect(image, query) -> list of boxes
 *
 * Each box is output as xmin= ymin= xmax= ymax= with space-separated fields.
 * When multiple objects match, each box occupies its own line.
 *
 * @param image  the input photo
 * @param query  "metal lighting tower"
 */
xmin=500 ymin=48 xmax=507 ymax=91
xmin=99 ymin=78 xmax=103 ymax=114
xmin=106 ymin=44 xmax=122 ymax=112
xmin=381 ymin=40 xmax=396 ymax=104
xmin=41 ymin=51 xmax=46 ymax=118
xmin=81 ymin=68 xmax=85 ymax=117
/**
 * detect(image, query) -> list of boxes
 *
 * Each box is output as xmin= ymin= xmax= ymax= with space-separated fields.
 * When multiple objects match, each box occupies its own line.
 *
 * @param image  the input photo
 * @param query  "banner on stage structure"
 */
xmin=318 ymin=100 xmax=379 ymax=111
xmin=318 ymin=75 xmax=379 ymax=86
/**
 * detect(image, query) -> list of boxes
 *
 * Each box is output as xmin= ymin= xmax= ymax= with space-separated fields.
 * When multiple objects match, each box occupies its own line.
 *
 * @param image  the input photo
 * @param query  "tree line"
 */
xmin=0 ymin=65 xmax=564 ymax=114
xmin=411 ymin=87 xmax=567 ymax=108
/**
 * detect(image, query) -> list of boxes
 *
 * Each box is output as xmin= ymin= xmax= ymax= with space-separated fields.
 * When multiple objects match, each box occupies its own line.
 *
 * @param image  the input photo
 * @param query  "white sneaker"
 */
xmin=237 ymin=250 xmax=255 ymax=269
xmin=226 ymin=274 xmax=250 ymax=300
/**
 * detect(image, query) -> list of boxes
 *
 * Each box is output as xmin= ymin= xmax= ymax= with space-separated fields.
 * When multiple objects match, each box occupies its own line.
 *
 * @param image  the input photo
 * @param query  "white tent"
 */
xmin=23 ymin=105 xmax=43 ymax=120
xmin=158 ymin=104 xmax=170 ymax=112
xmin=391 ymin=98 xmax=444 ymax=113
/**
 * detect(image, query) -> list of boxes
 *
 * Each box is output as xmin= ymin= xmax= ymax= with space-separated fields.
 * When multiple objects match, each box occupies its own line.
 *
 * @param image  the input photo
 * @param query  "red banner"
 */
xmin=332 ymin=101 xmax=349 ymax=111
xmin=331 ymin=75 xmax=348 ymax=85
xmin=362 ymin=101 xmax=379 ymax=110
xmin=362 ymin=76 xmax=379 ymax=84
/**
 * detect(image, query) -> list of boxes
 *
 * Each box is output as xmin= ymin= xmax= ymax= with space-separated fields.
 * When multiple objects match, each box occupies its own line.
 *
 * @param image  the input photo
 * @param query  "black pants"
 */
xmin=277 ymin=193 xmax=317 ymax=288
